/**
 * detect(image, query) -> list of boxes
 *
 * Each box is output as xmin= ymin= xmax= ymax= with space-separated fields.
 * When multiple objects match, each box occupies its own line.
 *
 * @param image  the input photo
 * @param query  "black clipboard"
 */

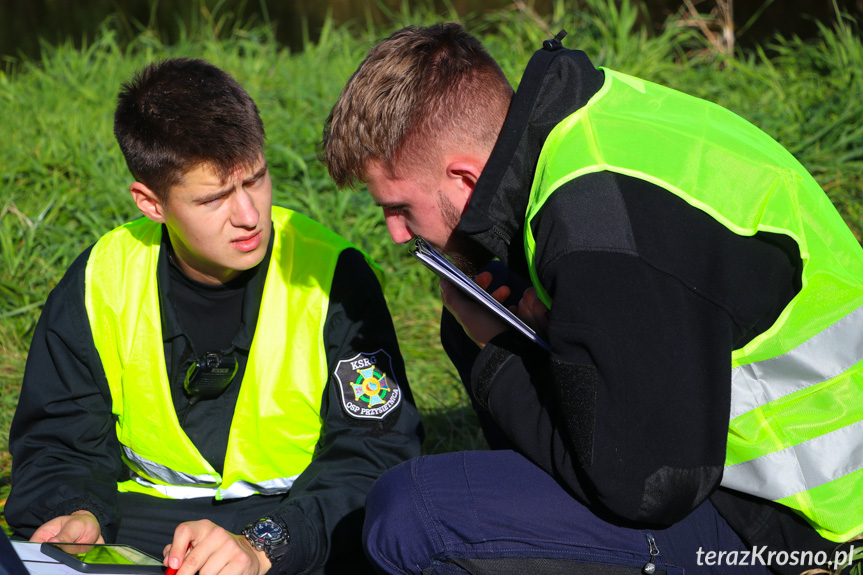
xmin=410 ymin=237 xmax=551 ymax=351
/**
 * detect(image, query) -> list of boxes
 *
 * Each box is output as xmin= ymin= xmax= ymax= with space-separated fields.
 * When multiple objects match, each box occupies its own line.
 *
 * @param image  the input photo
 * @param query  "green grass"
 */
xmin=1 ymin=0 xmax=862 ymax=508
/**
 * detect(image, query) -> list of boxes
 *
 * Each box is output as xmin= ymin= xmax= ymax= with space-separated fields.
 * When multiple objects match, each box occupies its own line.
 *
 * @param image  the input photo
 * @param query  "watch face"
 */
xmin=252 ymin=519 xmax=285 ymax=543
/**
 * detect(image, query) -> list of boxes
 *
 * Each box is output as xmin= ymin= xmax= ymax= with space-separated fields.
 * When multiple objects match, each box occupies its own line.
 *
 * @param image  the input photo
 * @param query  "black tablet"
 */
xmin=40 ymin=542 xmax=164 ymax=574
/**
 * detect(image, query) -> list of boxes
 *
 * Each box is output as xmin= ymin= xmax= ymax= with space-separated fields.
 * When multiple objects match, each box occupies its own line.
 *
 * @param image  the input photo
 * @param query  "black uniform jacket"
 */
xmin=449 ymin=45 xmax=836 ymax=573
xmin=7 ymin=218 xmax=423 ymax=574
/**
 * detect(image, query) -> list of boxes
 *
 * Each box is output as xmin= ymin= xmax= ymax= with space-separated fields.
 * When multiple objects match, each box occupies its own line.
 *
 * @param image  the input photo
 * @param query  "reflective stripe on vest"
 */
xmin=724 ymin=303 xmax=863 ymax=541
xmin=122 ymin=430 xmax=301 ymax=499
xmin=523 ymin=66 xmax=863 ymax=541
xmin=85 ymin=206 xmax=382 ymax=500
xmin=730 ymin=303 xmax=863 ymax=421
xmin=122 ymin=445 xmax=218 ymax=487
xmin=124 ymin=475 xmax=300 ymax=500
xmin=723 ymin=416 xmax=863 ymax=502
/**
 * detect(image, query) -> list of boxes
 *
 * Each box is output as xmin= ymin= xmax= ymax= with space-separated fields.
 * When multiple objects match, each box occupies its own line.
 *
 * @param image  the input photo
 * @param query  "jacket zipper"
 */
xmin=643 ymin=533 xmax=660 ymax=574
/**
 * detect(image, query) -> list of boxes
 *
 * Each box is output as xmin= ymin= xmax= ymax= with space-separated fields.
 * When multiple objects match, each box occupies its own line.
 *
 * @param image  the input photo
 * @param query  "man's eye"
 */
xmin=202 ymin=194 xmax=227 ymax=205
xmin=384 ymin=206 xmax=407 ymax=216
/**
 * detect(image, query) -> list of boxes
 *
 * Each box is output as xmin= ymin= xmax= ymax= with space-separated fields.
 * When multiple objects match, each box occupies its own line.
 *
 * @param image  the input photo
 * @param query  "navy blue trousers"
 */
xmin=363 ymin=450 xmax=772 ymax=575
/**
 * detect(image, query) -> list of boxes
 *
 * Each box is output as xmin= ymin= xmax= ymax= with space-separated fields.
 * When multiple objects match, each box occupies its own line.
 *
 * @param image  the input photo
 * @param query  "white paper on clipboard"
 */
xmin=410 ymin=237 xmax=551 ymax=351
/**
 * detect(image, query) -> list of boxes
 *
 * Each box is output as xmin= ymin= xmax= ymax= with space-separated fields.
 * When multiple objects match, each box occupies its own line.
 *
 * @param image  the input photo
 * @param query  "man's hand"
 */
xmin=163 ymin=520 xmax=271 ymax=575
xmin=440 ymin=272 xmax=512 ymax=348
xmin=517 ymin=286 xmax=549 ymax=341
xmin=441 ymin=273 xmax=551 ymax=348
xmin=30 ymin=510 xmax=105 ymax=545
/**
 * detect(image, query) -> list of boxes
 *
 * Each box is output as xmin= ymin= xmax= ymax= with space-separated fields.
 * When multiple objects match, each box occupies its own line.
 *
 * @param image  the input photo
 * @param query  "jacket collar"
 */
xmin=458 ymin=46 xmax=604 ymax=276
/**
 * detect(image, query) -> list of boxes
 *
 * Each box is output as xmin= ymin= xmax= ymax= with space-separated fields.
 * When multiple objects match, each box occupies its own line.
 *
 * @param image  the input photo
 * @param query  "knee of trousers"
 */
xmin=363 ymin=458 xmax=435 ymax=573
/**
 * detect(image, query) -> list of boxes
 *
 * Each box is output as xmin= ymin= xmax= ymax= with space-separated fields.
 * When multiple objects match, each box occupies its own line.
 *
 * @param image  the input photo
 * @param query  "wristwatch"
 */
xmin=242 ymin=516 xmax=290 ymax=564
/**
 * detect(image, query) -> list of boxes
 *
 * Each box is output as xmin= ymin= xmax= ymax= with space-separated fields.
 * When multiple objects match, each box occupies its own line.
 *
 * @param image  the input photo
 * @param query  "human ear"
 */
xmin=446 ymin=159 xmax=484 ymax=209
xmin=130 ymin=182 xmax=167 ymax=223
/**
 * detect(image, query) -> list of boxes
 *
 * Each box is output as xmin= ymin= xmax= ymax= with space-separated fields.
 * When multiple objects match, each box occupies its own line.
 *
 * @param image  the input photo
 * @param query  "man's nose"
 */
xmin=385 ymin=216 xmax=413 ymax=244
xmin=232 ymin=189 xmax=259 ymax=228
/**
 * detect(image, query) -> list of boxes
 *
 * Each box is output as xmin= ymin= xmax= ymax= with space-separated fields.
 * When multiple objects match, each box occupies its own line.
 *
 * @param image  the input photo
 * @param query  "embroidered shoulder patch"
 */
xmin=334 ymin=350 xmax=401 ymax=420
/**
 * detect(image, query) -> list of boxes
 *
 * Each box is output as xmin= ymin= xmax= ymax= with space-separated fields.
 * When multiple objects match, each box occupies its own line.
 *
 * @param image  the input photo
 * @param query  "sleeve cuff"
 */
xmin=268 ymin=506 xmax=317 ymax=575
xmin=56 ymin=496 xmax=117 ymax=541
xmin=470 ymin=331 xmax=538 ymax=411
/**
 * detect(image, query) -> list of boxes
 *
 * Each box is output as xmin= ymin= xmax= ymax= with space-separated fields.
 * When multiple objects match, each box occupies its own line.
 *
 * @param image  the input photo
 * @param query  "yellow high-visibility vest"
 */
xmin=85 ymin=206 xmax=382 ymax=500
xmin=525 ymin=68 xmax=863 ymax=541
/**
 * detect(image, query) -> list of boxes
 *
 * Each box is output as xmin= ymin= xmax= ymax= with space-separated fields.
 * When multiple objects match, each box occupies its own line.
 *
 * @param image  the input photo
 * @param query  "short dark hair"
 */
xmin=114 ymin=58 xmax=265 ymax=200
xmin=322 ymin=22 xmax=513 ymax=188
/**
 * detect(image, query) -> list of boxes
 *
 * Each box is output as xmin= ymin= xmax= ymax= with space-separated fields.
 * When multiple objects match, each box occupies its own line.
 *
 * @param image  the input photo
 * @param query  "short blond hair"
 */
xmin=322 ymin=22 xmax=513 ymax=188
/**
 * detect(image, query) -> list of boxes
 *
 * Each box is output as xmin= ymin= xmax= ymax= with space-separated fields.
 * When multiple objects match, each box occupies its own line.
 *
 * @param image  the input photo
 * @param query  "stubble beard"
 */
xmin=437 ymin=190 xmax=492 ymax=277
